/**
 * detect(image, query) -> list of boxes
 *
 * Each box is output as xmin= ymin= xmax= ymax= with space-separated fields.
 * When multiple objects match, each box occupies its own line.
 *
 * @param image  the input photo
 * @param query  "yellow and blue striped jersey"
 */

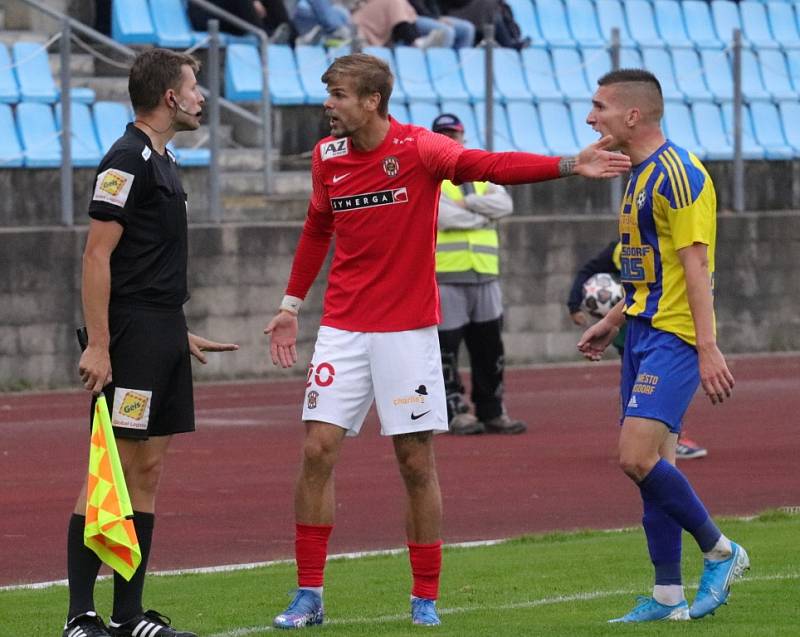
xmin=618 ymin=140 xmax=716 ymax=345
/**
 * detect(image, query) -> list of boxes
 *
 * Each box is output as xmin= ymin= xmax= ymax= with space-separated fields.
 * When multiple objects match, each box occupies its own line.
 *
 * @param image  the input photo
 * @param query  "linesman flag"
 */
xmin=84 ymin=394 xmax=141 ymax=581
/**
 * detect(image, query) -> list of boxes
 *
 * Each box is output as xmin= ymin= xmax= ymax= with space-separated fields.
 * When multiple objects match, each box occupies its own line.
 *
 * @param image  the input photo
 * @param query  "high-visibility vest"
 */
xmin=436 ymin=180 xmax=500 ymax=276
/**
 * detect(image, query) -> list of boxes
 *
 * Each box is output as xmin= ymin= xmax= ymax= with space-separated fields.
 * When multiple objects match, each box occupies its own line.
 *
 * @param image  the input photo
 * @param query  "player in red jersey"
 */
xmin=264 ymin=53 xmax=631 ymax=629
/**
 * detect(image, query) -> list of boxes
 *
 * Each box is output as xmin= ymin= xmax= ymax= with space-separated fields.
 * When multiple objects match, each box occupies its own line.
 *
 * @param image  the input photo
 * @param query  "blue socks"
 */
xmin=642 ymin=499 xmax=682 ymax=584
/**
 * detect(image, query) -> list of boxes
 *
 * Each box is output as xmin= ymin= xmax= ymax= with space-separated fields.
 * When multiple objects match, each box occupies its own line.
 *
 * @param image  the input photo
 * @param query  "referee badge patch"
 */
xmin=93 ymin=169 xmax=135 ymax=208
xmin=112 ymin=388 xmax=152 ymax=430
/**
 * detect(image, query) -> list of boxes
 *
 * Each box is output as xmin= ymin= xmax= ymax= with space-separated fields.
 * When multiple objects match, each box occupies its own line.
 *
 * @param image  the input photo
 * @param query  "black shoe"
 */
xmin=108 ymin=610 xmax=197 ymax=637
xmin=63 ymin=612 xmax=110 ymax=637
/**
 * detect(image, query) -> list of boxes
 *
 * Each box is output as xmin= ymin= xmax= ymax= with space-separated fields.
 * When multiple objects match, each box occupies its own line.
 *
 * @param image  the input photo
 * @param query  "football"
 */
xmin=581 ymin=272 xmax=624 ymax=318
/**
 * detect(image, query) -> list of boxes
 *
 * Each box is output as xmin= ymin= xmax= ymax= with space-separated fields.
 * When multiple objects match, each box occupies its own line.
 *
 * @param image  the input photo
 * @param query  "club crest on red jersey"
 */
xmin=382 ymin=155 xmax=400 ymax=177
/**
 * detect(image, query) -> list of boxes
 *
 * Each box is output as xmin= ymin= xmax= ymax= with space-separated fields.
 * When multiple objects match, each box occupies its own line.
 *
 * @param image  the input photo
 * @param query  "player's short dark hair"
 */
xmin=598 ymin=68 xmax=663 ymax=122
xmin=129 ymin=48 xmax=200 ymax=114
xmin=321 ymin=53 xmax=393 ymax=117
xmin=597 ymin=68 xmax=663 ymax=98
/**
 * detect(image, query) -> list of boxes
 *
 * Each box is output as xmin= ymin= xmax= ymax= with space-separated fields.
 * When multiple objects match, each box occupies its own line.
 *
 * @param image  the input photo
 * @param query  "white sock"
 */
xmin=652 ymin=584 xmax=685 ymax=606
xmin=299 ymin=586 xmax=323 ymax=597
xmin=703 ymin=534 xmax=733 ymax=561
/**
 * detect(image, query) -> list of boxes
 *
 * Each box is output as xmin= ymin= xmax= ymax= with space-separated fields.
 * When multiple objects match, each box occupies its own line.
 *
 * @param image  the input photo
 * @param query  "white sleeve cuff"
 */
xmin=279 ymin=295 xmax=303 ymax=315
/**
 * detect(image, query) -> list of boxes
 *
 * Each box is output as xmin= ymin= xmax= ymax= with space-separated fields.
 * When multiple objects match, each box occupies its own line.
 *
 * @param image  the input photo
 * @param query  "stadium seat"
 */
xmin=720 ymin=102 xmax=766 ymax=159
xmin=474 ymin=101 xmax=517 ymax=151
xmin=267 ymin=44 xmax=306 ymax=104
xmin=620 ymin=47 xmax=643 ymax=68
xmin=663 ymin=101 xmax=706 ymax=159
xmin=93 ymin=101 xmax=132 ymax=153
xmin=534 ymin=0 xmax=576 ymax=48
xmin=785 ymin=49 xmax=800 ymax=92
xmin=671 ymin=48 xmax=713 ymax=102
xmin=565 ymin=0 xmax=605 ymax=47
xmin=747 ymin=101 xmax=794 ymax=159
xmin=363 ymin=46 xmax=406 ymax=103
xmin=595 ymin=0 xmax=636 ymax=46
xmin=682 ymin=0 xmax=725 ymax=49
xmin=0 ymin=44 xmax=20 ymax=104
xmin=395 ymin=46 xmax=438 ymax=103
xmin=112 ymin=0 xmax=157 ymax=44
xmin=505 ymin=0 xmax=546 ymax=46
xmin=326 ymin=43 xmax=351 ymax=62
xmin=758 ymin=50 xmax=796 ymax=101
xmin=551 ymin=48 xmax=591 ymax=99
xmin=520 ymin=48 xmax=563 ymax=102
xmin=567 ymin=99 xmax=598 ymax=149
xmin=537 ymin=101 xmax=581 ymax=155
xmin=294 ymin=45 xmax=329 ymax=104
xmin=12 ymin=42 xmax=58 ymax=103
xmin=623 ymin=0 xmax=664 ymax=48
xmin=16 ymin=102 xmax=61 ymax=167
xmin=426 ymin=47 xmax=470 ymax=102
xmin=698 ymin=47 xmax=735 ymax=101
xmin=55 ymin=101 xmax=102 ymax=167
xmin=492 ymin=48 xmax=533 ymax=102
xmin=641 ymin=47 xmax=685 ymax=102
xmin=149 ymin=0 xmax=194 ymax=48
xmin=409 ymin=101 xmax=441 ymax=130
xmin=740 ymin=48 xmax=773 ymax=102
xmin=710 ymin=0 xmax=747 ymax=48
xmin=653 ymin=0 xmax=694 ymax=49
xmin=440 ymin=100 xmax=482 ymax=148
xmin=777 ymin=100 xmax=800 ymax=153
xmin=505 ymin=101 xmax=549 ymax=153
xmin=390 ymin=101 xmax=411 ymax=124
xmin=172 ymin=147 xmax=211 ymax=166
xmin=0 ymin=103 xmax=24 ymax=167
xmin=457 ymin=48 xmax=488 ymax=102
xmin=691 ymin=102 xmax=732 ymax=159
xmin=58 ymin=87 xmax=96 ymax=104
xmin=767 ymin=1 xmax=800 ymax=50
xmin=739 ymin=1 xmax=781 ymax=49
xmin=580 ymin=46 xmax=611 ymax=90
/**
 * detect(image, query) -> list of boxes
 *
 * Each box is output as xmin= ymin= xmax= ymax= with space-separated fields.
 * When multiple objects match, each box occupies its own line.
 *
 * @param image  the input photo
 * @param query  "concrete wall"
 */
xmin=1 ymin=211 xmax=798 ymax=390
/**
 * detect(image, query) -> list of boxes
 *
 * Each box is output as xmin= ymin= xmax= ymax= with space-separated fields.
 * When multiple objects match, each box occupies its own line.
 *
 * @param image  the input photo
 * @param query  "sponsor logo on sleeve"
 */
xmin=320 ymin=138 xmax=349 ymax=160
xmin=93 ymin=169 xmax=135 ymax=208
xmin=111 ymin=388 xmax=152 ymax=430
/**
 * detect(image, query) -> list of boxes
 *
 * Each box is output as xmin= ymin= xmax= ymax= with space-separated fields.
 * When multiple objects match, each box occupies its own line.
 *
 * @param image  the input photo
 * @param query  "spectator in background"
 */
xmin=351 ymin=0 xmax=450 ymax=48
xmin=188 ymin=0 xmax=294 ymax=42
xmin=440 ymin=0 xmax=529 ymax=49
xmin=291 ymin=0 xmax=353 ymax=46
xmin=409 ymin=0 xmax=476 ymax=48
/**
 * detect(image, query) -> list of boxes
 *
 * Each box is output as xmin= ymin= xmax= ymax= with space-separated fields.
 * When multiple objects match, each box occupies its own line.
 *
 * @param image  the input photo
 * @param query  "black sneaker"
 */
xmin=63 ymin=612 xmax=110 ymax=637
xmin=108 ymin=610 xmax=197 ymax=637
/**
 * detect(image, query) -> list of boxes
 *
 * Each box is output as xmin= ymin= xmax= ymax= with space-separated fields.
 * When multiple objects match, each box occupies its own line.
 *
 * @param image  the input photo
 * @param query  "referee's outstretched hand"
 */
xmin=574 ymin=135 xmax=631 ymax=179
xmin=188 ymin=332 xmax=239 ymax=364
xmin=265 ymin=311 xmax=298 ymax=368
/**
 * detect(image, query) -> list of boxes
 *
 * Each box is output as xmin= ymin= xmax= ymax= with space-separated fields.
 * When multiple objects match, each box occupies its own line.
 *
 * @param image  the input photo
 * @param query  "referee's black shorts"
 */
xmin=91 ymin=304 xmax=195 ymax=440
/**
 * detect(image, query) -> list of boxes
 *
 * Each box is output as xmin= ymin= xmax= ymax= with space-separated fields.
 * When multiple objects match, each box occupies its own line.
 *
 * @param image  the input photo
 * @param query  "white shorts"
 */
xmin=302 ymin=325 xmax=449 ymax=436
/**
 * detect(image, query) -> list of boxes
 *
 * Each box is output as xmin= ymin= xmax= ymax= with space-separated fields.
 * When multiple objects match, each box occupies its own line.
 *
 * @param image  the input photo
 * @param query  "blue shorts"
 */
xmin=619 ymin=318 xmax=700 ymax=433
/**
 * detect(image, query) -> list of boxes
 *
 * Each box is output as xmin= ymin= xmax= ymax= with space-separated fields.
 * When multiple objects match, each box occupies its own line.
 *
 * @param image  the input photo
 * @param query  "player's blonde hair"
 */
xmin=321 ymin=53 xmax=394 ymax=117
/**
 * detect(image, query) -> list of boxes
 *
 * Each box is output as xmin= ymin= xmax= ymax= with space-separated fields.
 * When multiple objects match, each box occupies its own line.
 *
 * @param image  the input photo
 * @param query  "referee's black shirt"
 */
xmin=88 ymin=124 xmax=189 ymax=308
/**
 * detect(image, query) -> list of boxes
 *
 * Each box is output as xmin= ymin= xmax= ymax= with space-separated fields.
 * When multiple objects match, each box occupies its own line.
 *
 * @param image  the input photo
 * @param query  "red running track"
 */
xmin=1 ymin=354 xmax=798 ymax=586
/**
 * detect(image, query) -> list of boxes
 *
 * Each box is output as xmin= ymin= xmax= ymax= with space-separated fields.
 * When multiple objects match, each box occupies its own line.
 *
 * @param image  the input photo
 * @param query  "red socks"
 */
xmin=408 ymin=540 xmax=443 ymax=600
xmin=296 ymin=523 xmax=333 ymax=587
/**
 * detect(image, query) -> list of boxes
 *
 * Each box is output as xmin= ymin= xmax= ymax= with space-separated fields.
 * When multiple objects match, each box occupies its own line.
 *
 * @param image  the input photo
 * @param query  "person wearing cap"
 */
xmin=432 ymin=113 xmax=526 ymax=435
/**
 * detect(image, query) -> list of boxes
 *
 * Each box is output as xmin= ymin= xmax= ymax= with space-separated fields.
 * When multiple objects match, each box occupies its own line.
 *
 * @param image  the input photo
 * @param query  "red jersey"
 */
xmin=286 ymin=116 xmax=561 ymax=332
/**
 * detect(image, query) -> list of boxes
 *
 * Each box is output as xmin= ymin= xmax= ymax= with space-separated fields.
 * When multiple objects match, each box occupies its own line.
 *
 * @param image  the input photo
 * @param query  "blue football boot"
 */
xmin=690 ymin=541 xmax=750 ymax=619
xmin=411 ymin=597 xmax=441 ymax=626
xmin=608 ymin=596 xmax=690 ymax=623
xmin=273 ymin=589 xmax=324 ymax=630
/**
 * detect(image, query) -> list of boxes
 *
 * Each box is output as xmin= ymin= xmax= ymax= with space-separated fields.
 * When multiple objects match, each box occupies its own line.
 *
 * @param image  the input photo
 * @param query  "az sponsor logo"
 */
xmin=320 ymin=139 xmax=348 ymax=160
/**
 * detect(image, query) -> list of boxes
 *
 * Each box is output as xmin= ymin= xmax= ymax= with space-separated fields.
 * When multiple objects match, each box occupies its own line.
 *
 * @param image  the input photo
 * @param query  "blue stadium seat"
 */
xmin=551 ymin=48 xmax=591 ymax=99
xmin=225 ymin=44 xmax=260 ymax=101
xmin=785 ymin=49 xmax=800 ymax=91
xmin=624 ymin=0 xmax=664 ymax=48
xmin=566 ymin=0 xmax=605 ymax=47
xmin=580 ymin=46 xmax=611 ymax=90
xmin=55 ymin=101 xmax=102 ymax=167
xmin=682 ymin=0 xmax=725 ymax=49
xmin=427 ymin=47 xmax=470 ymax=102
xmin=537 ymin=101 xmax=581 ymax=155
xmin=474 ymin=101 xmax=517 ymax=151
xmin=698 ymin=47 xmax=734 ymax=101
xmin=93 ymin=101 xmax=131 ymax=153
xmin=505 ymin=0 xmax=546 ymax=46
xmin=112 ymin=0 xmax=157 ymax=44
xmin=595 ymin=0 xmax=636 ymax=46
xmin=149 ymin=0 xmax=193 ymax=48
xmin=58 ymin=87 xmax=96 ymax=104
xmin=0 ymin=44 xmax=20 ymax=103
xmin=458 ymin=48 xmax=487 ymax=101
xmin=440 ymin=100 xmax=482 ymax=148
xmin=767 ymin=1 xmax=800 ymax=50
xmin=739 ymin=1 xmax=781 ymax=49
xmin=326 ymin=43 xmax=351 ymax=62
xmin=16 ymin=102 xmax=61 ymax=167
xmin=268 ymin=44 xmax=306 ymax=104
xmin=534 ymin=0 xmax=576 ymax=48
xmin=653 ymin=0 xmax=694 ymax=49
xmin=493 ymin=48 xmax=533 ymax=102
xmin=363 ymin=46 xmax=406 ymax=104
xmin=505 ymin=101 xmax=550 ymax=153
xmin=720 ymin=102 xmax=766 ymax=159
xmin=391 ymin=101 xmax=411 ymax=124
xmin=671 ymin=48 xmax=713 ymax=102
xmin=567 ymin=99 xmax=597 ymax=148
xmin=0 ymin=103 xmax=24 ymax=166
xmin=520 ymin=48 xmax=563 ymax=102
xmin=758 ymin=50 xmax=796 ymax=100
xmin=663 ymin=101 xmax=706 ymax=159
xmin=777 ymin=100 xmax=800 ymax=153
xmin=620 ymin=47 xmax=643 ymax=68
xmin=711 ymin=0 xmax=747 ymax=48
xmin=641 ymin=47 xmax=685 ymax=101
xmin=395 ymin=46 xmax=438 ymax=103
xmin=740 ymin=48 xmax=773 ymax=101
xmin=294 ymin=45 xmax=329 ymax=104
xmin=12 ymin=42 xmax=58 ymax=103
xmin=691 ymin=102 xmax=732 ymax=159
xmin=172 ymin=147 xmax=210 ymax=166
xmin=748 ymin=101 xmax=794 ymax=158
xmin=409 ymin=101 xmax=441 ymax=130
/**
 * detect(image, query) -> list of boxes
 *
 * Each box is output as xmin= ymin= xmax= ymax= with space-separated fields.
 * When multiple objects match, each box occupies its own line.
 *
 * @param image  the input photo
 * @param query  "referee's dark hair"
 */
xmin=129 ymin=48 xmax=200 ymax=114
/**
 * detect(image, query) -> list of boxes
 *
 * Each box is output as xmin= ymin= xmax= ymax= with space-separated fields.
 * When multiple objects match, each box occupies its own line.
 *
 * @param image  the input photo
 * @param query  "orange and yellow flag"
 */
xmin=84 ymin=395 xmax=141 ymax=581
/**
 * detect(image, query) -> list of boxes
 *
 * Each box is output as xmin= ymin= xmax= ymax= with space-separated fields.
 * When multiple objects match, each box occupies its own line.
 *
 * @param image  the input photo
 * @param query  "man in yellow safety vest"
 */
xmin=432 ymin=113 xmax=527 ymax=435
